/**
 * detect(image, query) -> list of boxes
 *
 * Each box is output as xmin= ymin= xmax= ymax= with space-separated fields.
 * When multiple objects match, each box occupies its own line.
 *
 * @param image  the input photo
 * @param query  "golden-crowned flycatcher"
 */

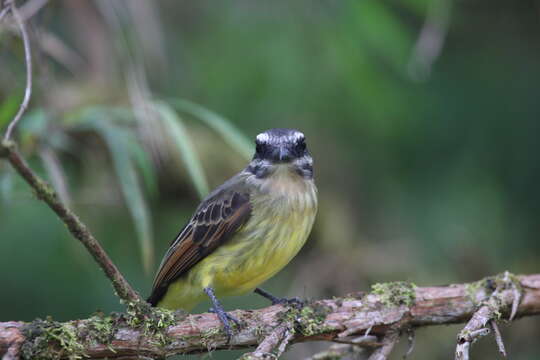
xmin=147 ymin=128 xmax=317 ymax=336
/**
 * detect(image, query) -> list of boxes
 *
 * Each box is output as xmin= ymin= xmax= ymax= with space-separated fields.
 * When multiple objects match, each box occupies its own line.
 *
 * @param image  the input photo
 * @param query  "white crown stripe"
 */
xmin=256 ymin=130 xmax=304 ymax=144
xmin=292 ymin=132 xmax=304 ymax=142
xmin=256 ymin=133 xmax=270 ymax=143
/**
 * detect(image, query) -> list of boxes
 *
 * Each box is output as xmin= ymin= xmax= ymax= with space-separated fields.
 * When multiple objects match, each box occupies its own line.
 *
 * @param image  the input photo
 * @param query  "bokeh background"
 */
xmin=1 ymin=1 xmax=539 ymax=359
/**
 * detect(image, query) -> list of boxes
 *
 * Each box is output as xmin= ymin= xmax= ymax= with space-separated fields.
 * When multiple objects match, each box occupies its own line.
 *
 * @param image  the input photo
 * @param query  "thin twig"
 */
xmin=455 ymin=341 xmax=470 ymax=360
xmin=0 ymin=5 xmax=9 ymax=22
xmin=275 ymin=328 xmax=294 ymax=358
xmin=368 ymin=331 xmax=400 ymax=360
xmin=19 ymin=0 xmax=48 ymax=21
xmin=338 ymin=323 xmax=376 ymax=338
xmin=334 ymin=334 xmax=380 ymax=348
xmin=4 ymin=0 xmax=32 ymax=142
xmin=509 ymin=282 xmax=522 ymax=321
xmin=456 ymin=327 xmax=490 ymax=360
xmin=403 ymin=328 xmax=415 ymax=359
xmin=407 ymin=0 xmax=452 ymax=81
xmin=500 ymin=270 xmax=522 ymax=322
xmin=242 ymin=324 xmax=292 ymax=359
xmin=490 ymin=321 xmax=507 ymax=357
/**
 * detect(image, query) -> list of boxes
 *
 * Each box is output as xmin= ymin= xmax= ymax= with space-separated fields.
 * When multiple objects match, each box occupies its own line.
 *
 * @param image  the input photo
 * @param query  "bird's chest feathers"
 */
xmin=249 ymin=169 xmax=317 ymax=237
xmin=213 ymin=171 xmax=317 ymax=294
xmin=253 ymin=165 xmax=314 ymax=203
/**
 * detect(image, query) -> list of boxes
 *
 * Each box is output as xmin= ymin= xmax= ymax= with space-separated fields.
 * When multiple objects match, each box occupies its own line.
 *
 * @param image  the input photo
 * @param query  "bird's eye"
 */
xmin=297 ymin=138 xmax=306 ymax=152
xmin=255 ymin=142 xmax=264 ymax=153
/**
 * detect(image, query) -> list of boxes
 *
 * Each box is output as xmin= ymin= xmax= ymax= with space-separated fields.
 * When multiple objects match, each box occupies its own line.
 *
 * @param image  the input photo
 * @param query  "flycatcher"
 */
xmin=147 ymin=128 xmax=317 ymax=336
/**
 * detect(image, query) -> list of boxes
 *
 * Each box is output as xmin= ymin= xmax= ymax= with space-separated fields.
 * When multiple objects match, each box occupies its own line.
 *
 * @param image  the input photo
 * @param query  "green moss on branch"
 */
xmin=371 ymin=281 xmax=417 ymax=307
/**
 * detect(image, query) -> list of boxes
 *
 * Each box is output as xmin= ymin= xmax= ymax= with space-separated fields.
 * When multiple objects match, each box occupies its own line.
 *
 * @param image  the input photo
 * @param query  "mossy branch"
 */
xmin=0 ymin=273 xmax=539 ymax=360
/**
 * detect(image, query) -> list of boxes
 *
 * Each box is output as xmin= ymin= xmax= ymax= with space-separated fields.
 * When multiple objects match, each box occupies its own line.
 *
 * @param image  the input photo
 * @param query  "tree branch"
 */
xmin=0 ymin=142 xmax=142 ymax=305
xmin=0 ymin=273 xmax=538 ymax=360
xmin=455 ymin=271 xmax=518 ymax=360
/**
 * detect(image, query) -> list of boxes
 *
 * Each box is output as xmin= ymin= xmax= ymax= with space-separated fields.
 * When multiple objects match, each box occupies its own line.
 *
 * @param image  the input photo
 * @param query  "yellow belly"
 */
xmin=158 ymin=183 xmax=317 ymax=311
xmin=213 ymin=213 xmax=314 ymax=295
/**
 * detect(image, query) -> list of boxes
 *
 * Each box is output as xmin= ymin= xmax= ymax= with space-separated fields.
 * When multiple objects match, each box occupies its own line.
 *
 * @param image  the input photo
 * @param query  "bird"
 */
xmin=147 ymin=128 xmax=318 ymax=337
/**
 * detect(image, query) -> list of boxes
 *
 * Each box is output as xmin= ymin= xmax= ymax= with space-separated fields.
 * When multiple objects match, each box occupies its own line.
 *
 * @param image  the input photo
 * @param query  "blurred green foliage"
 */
xmin=1 ymin=0 xmax=540 ymax=359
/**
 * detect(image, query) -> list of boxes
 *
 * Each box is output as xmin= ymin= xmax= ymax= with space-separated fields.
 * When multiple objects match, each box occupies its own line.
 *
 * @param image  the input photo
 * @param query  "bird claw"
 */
xmin=254 ymin=288 xmax=305 ymax=308
xmin=272 ymin=296 xmax=304 ymax=307
xmin=204 ymin=287 xmax=240 ymax=342
xmin=210 ymin=307 xmax=237 ymax=341
xmin=209 ymin=307 xmax=241 ymax=327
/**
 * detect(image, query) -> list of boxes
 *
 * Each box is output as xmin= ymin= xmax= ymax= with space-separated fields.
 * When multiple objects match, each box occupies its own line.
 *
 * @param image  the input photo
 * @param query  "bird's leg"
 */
xmin=254 ymin=287 xmax=304 ymax=307
xmin=204 ymin=287 xmax=239 ymax=341
xmin=208 ymin=307 xmax=241 ymax=326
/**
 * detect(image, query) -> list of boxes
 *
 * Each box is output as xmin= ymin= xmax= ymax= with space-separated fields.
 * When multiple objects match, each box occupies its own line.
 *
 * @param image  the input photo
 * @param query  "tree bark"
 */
xmin=1 ymin=273 xmax=539 ymax=360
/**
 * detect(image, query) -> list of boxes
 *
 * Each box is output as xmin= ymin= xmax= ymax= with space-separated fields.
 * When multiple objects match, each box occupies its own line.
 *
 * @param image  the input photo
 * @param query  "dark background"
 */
xmin=1 ymin=1 xmax=539 ymax=358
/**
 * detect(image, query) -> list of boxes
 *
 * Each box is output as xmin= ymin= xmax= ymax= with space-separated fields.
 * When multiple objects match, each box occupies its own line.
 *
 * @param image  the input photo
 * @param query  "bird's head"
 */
xmin=247 ymin=128 xmax=313 ymax=179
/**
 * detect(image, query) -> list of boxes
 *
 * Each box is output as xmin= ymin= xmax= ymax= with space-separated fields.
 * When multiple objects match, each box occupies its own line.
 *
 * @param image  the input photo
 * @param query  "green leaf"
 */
xmin=74 ymin=111 xmax=154 ymax=273
xmin=169 ymin=99 xmax=252 ymax=160
xmin=127 ymin=135 xmax=158 ymax=197
xmin=101 ymin=126 xmax=154 ymax=273
xmin=153 ymin=101 xmax=210 ymax=198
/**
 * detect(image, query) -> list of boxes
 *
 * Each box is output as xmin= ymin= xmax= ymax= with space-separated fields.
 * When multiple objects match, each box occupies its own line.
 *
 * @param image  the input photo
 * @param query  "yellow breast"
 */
xmin=206 ymin=169 xmax=317 ymax=296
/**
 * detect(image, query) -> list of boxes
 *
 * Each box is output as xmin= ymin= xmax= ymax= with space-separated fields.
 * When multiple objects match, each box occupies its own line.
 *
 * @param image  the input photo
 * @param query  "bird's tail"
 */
xmin=146 ymin=286 xmax=167 ymax=307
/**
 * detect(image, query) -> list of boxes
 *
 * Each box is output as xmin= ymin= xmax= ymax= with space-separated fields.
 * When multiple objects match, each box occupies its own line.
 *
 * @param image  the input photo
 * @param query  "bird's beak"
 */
xmin=278 ymin=146 xmax=291 ymax=162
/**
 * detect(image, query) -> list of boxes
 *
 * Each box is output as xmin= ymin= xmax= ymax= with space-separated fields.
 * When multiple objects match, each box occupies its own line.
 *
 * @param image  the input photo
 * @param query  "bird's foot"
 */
xmin=204 ymin=287 xmax=239 ymax=342
xmin=209 ymin=306 xmax=241 ymax=326
xmin=254 ymin=288 xmax=304 ymax=308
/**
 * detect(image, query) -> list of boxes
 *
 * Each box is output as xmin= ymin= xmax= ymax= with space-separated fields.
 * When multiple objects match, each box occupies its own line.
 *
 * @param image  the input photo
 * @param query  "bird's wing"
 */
xmin=148 ymin=184 xmax=252 ymax=305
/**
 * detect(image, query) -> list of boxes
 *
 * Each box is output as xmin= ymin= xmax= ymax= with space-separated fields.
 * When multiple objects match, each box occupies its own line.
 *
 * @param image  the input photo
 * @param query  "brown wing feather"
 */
xmin=147 ymin=189 xmax=251 ymax=306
